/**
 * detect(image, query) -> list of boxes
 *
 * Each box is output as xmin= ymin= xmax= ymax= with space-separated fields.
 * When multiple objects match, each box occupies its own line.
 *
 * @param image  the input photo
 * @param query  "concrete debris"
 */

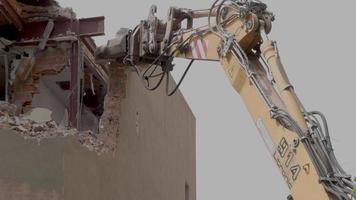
xmin=18 ymin=2 xmax=76 ymax=22
xmin=99 ymin=66 xmax=126 ymax=145
xmin=0 ymin=101 xmax=17 ymax=116
xmin=0 ymin=101 xmax=113 ymax=155
xmin=23 ymin=107 xmax=52 ymax=123
xmin=78 ymin=132 xmax=115 ymax=154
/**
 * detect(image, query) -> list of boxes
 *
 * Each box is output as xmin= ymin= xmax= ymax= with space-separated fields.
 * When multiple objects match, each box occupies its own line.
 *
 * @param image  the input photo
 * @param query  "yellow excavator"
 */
xmin=95 ymin=0 xmax=356 ymax=199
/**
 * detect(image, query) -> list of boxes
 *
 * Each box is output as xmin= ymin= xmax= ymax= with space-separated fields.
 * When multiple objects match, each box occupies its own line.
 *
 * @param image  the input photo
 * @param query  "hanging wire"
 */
xmin=166 ymin=59 xmax=195 ymax=96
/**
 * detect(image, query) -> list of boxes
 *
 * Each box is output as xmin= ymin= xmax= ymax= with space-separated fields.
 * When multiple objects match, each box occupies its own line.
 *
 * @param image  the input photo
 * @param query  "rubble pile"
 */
xmin=0 ymin=101 xmax=113 ymax=155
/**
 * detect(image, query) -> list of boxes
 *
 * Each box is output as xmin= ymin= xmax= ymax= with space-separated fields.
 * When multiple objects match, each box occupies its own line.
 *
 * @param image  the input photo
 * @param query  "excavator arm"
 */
xmin=95 ymin=1 xmax=356 ymax=199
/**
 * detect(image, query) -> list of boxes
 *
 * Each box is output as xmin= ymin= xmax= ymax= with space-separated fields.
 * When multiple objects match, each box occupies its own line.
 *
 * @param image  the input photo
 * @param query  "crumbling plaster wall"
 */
xmin=0 ymin=70 xmax=196 ymax=200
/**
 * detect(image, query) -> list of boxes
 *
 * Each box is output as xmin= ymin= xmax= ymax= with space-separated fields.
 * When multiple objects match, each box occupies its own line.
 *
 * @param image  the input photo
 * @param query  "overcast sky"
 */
xmin=59 ymin=0 xmax=356 ymax=199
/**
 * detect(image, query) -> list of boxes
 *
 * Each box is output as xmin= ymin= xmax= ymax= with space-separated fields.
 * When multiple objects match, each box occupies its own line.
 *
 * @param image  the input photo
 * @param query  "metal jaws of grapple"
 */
xmin=95 ymin=5 xmax=195 ymax=65
xmin=94 ymin=28 xmax=130 ymax=64
xmin=94 ymin=5 xmax=166 ymax=65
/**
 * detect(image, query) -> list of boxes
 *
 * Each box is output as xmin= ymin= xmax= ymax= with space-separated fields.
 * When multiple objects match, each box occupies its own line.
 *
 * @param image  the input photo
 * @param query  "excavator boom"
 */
xmin=95 ymin=1 xmax=356 ymax=199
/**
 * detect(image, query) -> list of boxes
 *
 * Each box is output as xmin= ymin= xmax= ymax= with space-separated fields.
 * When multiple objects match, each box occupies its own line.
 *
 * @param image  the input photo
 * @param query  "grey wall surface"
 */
xmin=59 ymin=1 xmax=356 ymax=199
xmin=0 ymin=71 xmax=196 ymax=200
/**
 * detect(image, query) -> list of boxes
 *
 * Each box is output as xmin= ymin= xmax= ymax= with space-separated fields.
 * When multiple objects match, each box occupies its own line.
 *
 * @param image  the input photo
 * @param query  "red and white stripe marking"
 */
xmin=190 ymin=39 xmax=208 ymax=59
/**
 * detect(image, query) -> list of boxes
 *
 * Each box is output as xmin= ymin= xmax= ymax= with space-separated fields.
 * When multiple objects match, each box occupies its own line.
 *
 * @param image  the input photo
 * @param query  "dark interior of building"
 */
xmin=0 ymin=63 xmax=5 ymax=101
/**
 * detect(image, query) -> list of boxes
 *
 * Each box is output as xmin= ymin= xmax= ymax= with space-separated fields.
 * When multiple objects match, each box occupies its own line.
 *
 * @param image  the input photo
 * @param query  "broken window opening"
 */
xmin=82 ymin=71 xmax=106 ymax=117
xmin=78 ymin=65 xmax=108 ymax=134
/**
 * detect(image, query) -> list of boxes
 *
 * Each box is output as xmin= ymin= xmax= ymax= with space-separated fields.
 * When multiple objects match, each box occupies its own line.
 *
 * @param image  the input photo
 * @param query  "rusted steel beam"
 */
xmin=13 ymin=36 xmax=96 ymax=53
xmin=77 ymin=16 xmax=105 ymax=37
xmin=13 ymin=35 xmax=77 ymax=46
xmin=82 ymin=43 xmax=109 ymax=88
xmin=18 ymin=16 xmax=105 ymax=40
xmin=69 ymin=41 xmax=82 ymax=128
xmin=81 ymin=37 xmax=97 ymax=53
xmin=0 ymin=0 xmax=23 ymax=30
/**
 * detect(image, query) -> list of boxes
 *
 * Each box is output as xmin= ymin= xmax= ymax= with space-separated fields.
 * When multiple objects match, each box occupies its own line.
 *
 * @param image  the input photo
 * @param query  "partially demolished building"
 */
xmin=0 ymin=1 xmax=196 ymax=200
xmin=0 ymin=0 xmax=106 ymax=131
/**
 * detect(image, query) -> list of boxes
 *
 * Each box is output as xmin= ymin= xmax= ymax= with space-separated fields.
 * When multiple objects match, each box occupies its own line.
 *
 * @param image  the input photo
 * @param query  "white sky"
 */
xmin=59 ymin=0 xmax=356 ymax=199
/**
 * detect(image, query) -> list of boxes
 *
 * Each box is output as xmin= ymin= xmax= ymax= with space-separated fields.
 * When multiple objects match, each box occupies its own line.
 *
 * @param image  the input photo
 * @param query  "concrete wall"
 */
xmin=0 ymin=71 xmax=196 ymax=200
